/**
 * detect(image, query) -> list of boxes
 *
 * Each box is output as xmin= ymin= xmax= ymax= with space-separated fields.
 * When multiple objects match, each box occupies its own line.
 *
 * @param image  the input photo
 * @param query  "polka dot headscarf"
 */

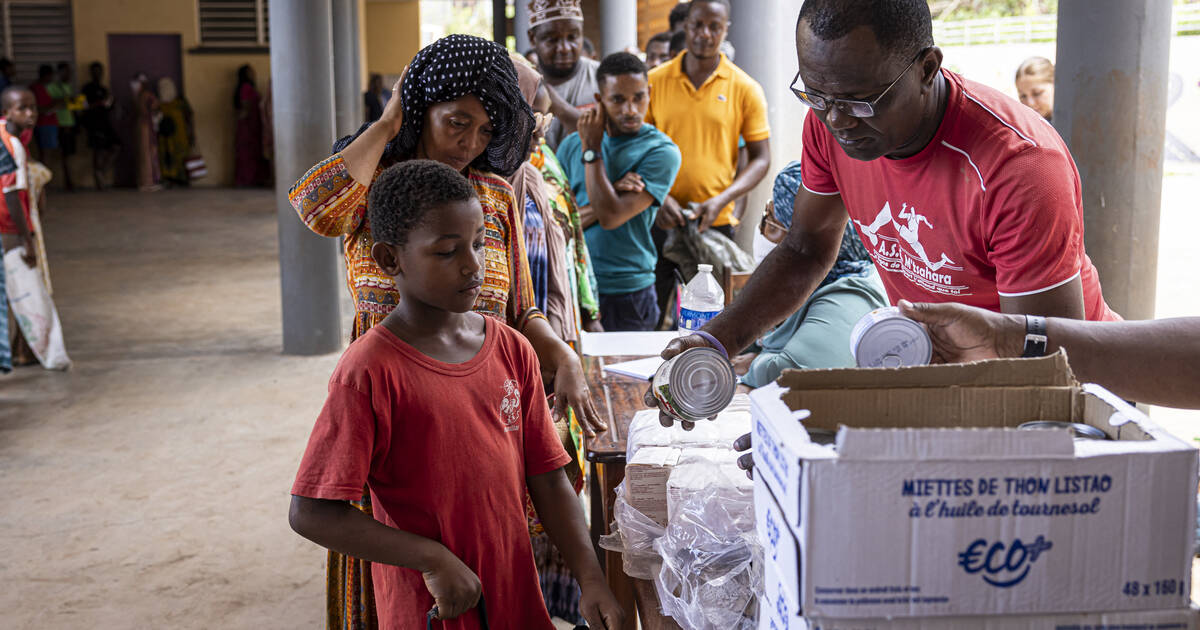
xmin=395 ymin=34 xmax=533 ymax=177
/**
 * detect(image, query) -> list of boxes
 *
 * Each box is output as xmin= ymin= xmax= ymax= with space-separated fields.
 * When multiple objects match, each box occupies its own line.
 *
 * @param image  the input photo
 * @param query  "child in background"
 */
xmin=1 ymin=86 xmax=40 ymax=367
xmin=288 ymin=160 xmax=623 ymax=630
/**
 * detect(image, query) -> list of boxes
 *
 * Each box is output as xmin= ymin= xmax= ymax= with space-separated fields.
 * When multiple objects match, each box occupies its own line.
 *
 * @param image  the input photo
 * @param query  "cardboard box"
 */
xmin=756 ymin=472 xmax=802 ymax=606
xmin=800 ymin=607 xmax=1200 ymax=630
xmin=750 ymin=353 xmax=1198 ymax=619
xmin=626 ymin=446 xmax=681 ymax=526
xmin=763 ymin=552 xmax=1200 ymax=629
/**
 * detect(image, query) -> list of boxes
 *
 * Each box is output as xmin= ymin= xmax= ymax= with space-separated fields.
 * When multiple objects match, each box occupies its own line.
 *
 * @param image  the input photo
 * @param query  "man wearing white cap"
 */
xmin=528 ymin=0 xmax=598 ymax=149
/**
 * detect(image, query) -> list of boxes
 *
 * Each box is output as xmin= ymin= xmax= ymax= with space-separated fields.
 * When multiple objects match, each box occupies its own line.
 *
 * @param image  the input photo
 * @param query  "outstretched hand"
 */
xmin=641 ymin=333 xmax=721 ymax=430
xmin=898 ymin=300 xmax=1024 ymax=364
xmin=552 ymin=353 xmax=606 ymax=437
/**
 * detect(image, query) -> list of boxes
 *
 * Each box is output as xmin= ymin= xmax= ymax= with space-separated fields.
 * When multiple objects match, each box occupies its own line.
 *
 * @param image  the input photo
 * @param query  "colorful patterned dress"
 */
xmin=290 ymin=153 xmax=542 ymax=338
xmin=288 ymin=153 xmax=543 ymax=630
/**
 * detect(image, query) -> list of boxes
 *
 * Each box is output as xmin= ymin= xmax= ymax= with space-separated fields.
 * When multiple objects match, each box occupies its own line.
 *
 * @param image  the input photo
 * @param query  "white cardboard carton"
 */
xmin=750 ymin=353 xmax=1198 ymax=619
xmin=799 ymin=607 xmax=1200 ymax=630
xmin=626 ymin=446 xmax=681 ymax=526
xmin=761 ymin=557 xmax=1200 ymax=630
xmin=756 ymin=472 xmax=802 ymax=606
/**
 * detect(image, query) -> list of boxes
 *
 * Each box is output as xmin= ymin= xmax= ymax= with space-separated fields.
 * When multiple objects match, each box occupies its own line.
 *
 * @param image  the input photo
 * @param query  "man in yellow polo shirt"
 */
xmin=646 ymin=0 xmax=770 ymax=237
xmin=644 ymin=0 xmax=771 ymax=321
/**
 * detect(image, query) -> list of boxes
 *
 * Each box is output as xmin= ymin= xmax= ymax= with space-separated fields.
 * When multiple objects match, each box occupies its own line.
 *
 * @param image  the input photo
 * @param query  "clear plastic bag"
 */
xmin=625 ymin=400 xmax=752 ymax=460
xmin=598 ymin=484 xmax=667 ymax=580
xmin=653 ymin=465 xmax=760 ymax=630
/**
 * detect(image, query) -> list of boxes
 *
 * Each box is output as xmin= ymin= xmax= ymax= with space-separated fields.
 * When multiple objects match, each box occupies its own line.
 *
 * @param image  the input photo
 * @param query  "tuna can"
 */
xmin=849 ymin=306 xmax=933 ymax=368
xmin=1018 ymin=420 xmax=1110 ymax=440
xmin=652 ymin=347 xmax=736 ymax=423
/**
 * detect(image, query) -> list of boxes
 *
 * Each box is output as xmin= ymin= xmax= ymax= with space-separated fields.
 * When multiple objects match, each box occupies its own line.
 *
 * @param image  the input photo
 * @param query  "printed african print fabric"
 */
xmin=288 ymin=153 xmax=543 ymax=338
xmin=537 ymin=144 xmax=599 ymax=326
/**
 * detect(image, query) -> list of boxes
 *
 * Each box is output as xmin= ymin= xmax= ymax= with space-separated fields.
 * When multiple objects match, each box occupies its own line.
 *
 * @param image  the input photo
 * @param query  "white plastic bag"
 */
xmin=5 ymin=246 xmax=70 ymax=369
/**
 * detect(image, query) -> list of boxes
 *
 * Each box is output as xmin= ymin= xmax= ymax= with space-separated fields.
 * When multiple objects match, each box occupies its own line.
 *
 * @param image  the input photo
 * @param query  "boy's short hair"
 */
xmin=1 ymin=85 xmax=32 ymax=110
xmin=596 ymin=52 xmax=648 ymax=90
xmin=367 ymin=159 xmax=478 ymax=247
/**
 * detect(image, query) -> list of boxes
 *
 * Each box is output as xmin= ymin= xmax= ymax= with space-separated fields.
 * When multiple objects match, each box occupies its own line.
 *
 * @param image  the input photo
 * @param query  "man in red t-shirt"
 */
xmin=654 ymin=0 xmax=1117 ymax=393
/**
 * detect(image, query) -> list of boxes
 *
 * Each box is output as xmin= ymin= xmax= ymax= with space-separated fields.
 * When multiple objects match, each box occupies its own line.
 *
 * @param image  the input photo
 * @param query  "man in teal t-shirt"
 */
xmin=559 ymin=52 xmax=681 ymax=331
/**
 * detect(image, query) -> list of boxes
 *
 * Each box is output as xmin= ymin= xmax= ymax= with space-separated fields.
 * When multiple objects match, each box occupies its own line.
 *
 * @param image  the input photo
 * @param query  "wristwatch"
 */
xmin=582 ymin=148 xmax=599 ymax=164
xmin=1021 ymin=315 xmax=1048 ymax=358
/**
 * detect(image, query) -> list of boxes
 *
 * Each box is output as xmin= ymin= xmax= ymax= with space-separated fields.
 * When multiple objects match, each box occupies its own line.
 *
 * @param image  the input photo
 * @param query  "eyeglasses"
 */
xmin=790 ymin=48 xmax=928 ymax=119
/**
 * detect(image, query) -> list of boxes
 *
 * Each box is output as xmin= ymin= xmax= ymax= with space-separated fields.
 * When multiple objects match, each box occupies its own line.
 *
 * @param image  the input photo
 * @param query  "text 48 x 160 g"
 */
xmin=1122 ymin=579 xmax=1179 ymax=597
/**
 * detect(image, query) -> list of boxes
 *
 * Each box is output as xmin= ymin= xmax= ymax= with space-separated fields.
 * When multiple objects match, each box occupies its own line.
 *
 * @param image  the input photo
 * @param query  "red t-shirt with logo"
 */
xmin=291 ymin=316 xmax=570 ymax=630
xmin=801 ymin=69 xmax=1118 ymax=321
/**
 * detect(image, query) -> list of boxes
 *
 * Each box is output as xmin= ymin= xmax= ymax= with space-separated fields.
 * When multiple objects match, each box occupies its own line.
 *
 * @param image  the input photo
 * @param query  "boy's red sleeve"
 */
xmin=291 ymin=381 xmax=376 ymax=501
xmin=518 ymin=341 xmax=571 ymax=477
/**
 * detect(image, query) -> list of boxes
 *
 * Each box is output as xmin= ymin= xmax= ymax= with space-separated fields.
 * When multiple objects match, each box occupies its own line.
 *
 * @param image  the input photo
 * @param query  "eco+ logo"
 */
xmin=957 ymin=535 xmax=1053 ymax=588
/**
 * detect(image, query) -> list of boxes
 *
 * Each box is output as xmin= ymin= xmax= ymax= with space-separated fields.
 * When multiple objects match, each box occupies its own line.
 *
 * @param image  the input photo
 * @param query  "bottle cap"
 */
xmin=697 ymin=264 xmax=713 ymax=273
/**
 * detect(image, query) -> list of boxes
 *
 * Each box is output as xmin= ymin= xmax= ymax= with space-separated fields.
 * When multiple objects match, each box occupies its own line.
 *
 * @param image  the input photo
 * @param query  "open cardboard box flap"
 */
xmin=772 ymin=351 xmax=1107 ymax=432
xmin=776 ymin=351 xmax=1076 ymax=390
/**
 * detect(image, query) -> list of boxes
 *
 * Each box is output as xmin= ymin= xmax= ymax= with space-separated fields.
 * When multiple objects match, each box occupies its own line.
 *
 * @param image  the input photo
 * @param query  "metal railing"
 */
xmin=933 ymin=4 xmax=1200 ymax=47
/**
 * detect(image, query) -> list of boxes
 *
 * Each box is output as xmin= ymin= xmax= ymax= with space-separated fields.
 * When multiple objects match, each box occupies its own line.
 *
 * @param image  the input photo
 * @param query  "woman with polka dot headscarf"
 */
xmin=288 ymin=34 xmax=605 ymax=629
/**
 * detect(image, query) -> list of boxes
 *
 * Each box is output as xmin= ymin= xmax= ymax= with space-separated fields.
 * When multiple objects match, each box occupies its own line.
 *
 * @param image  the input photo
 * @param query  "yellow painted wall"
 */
xmin=71 ymin=0 xmax=270 ymax=188
xmin=365 ymin=0 xmax=421 ymax=77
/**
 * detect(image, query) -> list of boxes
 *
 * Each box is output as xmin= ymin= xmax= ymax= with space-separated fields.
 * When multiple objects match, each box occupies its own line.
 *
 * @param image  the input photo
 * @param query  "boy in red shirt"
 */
xmin=289 ymin=160 xmax=623 ymax=630
xmin=1 ymin=86 xmax=40 ymax=368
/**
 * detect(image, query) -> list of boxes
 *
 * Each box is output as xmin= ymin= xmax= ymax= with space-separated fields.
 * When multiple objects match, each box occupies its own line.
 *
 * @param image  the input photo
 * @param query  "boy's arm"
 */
xmin=289 ymin=495 xmax=482 ymax=620
xmin=5 ymin=190 xmax=36 ymax=267
xmin=527 ymin=469 xmax=625 ymax=630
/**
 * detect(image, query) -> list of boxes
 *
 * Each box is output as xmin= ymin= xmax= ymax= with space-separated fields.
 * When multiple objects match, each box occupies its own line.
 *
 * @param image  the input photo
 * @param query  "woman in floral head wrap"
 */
xmin=288 ymin=34 xmax=604 ymax=630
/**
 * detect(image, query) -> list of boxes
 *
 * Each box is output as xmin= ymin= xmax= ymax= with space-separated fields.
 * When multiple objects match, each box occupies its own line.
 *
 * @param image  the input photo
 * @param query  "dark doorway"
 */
xmin=107 ymin=34 xmax=183 ymax=188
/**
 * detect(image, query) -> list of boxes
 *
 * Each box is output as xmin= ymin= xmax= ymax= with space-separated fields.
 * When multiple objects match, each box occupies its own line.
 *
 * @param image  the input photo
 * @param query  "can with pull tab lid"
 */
xmin=652 ymin=347 xmax=736 ymax=423
xmin=849 ymin=306 xmax=933 ymax=368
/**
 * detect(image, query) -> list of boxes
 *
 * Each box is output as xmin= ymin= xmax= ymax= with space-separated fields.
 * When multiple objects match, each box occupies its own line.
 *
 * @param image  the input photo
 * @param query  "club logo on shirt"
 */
xmin=853 ymin=201 xmax=972 ymax=296
xmin=499 ymin=378 xmax=520 ymax=432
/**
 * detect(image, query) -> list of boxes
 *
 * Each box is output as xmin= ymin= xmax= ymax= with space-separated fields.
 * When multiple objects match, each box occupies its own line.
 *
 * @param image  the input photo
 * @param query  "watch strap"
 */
xmin=1021 ymin=315 xmax=1048 ymax=358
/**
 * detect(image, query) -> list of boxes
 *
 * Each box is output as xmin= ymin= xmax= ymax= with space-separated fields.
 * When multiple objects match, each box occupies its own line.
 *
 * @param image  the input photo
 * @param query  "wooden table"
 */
xmin=582 ymin=355 xmax=682 ymax=630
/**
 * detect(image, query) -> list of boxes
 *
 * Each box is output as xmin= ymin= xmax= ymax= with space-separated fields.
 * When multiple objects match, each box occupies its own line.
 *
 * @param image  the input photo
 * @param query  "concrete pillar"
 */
xmin=1054 ymin=0 xmax=1171 ymax=320
xmin=270 ymin=0 xmax=343 ymax=355
xmin=332 ymin=0 xmax=362 ymax=136
xmin=600 ymin=0 xmax=638 ymax=55
xmin=726 ymin=0 xmax=804 ymax=251
xmin=514 ymin=0 xmax=531 ymax=54
xmin=493 ymin=0 xmax=507 ymax=44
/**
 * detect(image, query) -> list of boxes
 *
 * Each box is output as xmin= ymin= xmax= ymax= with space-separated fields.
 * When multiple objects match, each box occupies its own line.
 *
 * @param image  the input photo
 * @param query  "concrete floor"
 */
xmin=0 ymin=188 xmax=337 ymax=627
xmin=2 ymin=174 xmax=1199 ymax=628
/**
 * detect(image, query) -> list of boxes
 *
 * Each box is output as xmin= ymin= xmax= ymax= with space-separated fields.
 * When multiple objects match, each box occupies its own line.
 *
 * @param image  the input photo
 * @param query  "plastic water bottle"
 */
xmin=678 ymin=264 xmax=724 ymax=336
